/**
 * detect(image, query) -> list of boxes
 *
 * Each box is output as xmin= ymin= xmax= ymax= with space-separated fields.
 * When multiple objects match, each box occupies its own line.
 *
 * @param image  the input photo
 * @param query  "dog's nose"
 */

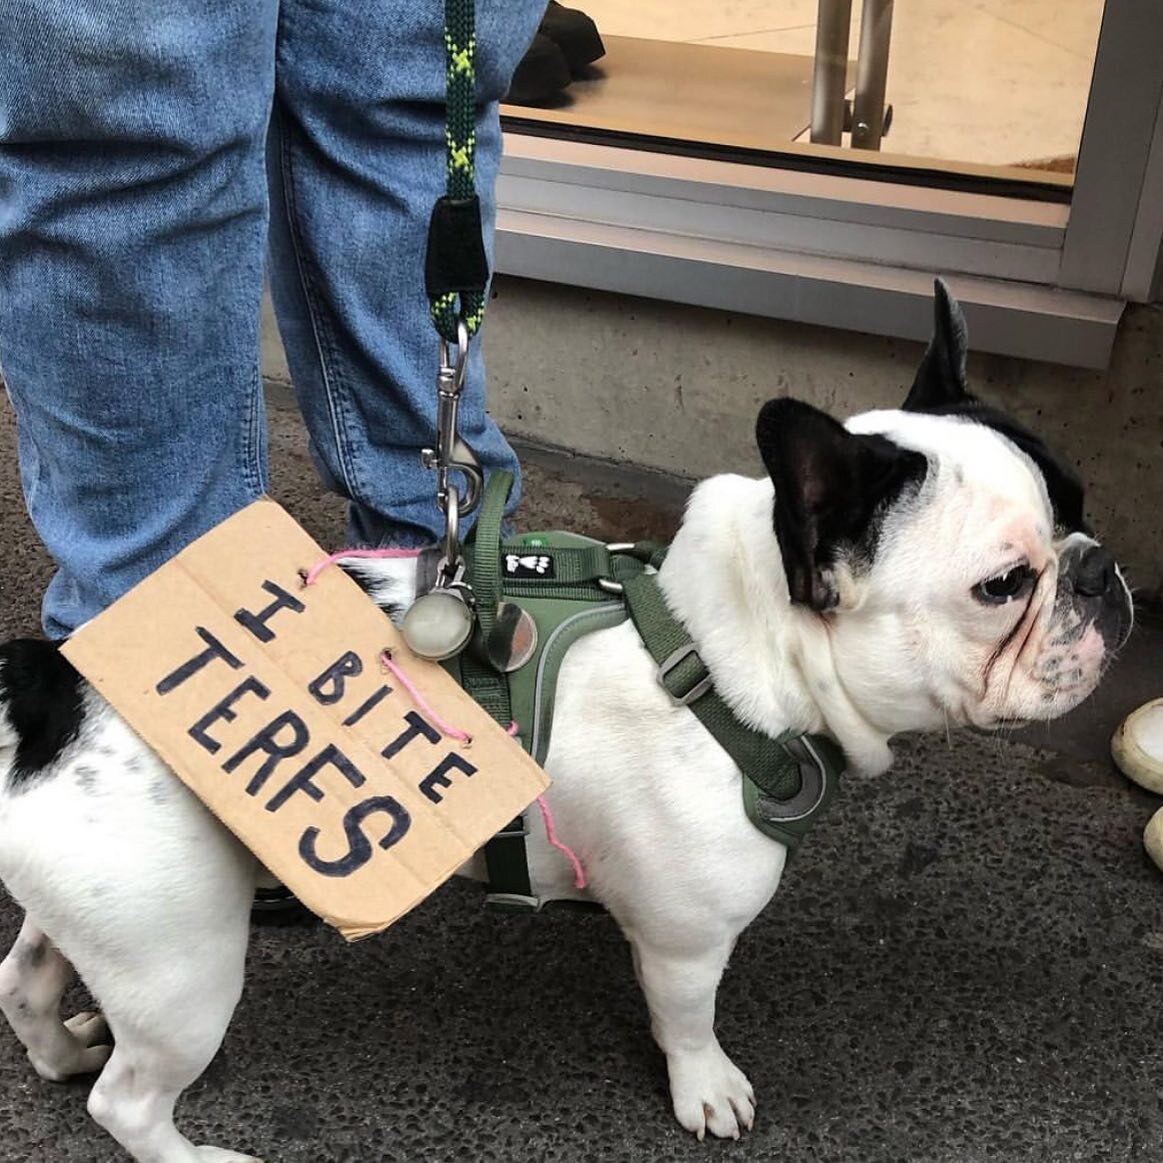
xmin=1072 ymin=543 xmax=1117 ymax=597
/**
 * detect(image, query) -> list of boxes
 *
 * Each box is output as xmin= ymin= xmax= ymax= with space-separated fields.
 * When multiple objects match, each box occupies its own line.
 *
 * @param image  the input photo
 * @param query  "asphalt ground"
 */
xmin=0 ymin=387 xmax=1159 ymax=1162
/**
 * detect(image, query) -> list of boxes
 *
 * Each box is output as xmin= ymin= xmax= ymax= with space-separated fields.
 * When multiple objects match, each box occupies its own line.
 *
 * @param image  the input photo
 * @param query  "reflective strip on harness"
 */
xmin=527 ymin=603 xmax=629 ymax=764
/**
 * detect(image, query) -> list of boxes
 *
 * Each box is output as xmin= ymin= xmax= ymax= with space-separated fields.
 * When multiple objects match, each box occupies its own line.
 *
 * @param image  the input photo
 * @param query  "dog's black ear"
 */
xmin=757 ymin=399 xmax=927 ymax=610
xmin=898 ymin=279 xmax=1088 ymax=532
xmin=904 ymin=277 xmax=973 ymax=412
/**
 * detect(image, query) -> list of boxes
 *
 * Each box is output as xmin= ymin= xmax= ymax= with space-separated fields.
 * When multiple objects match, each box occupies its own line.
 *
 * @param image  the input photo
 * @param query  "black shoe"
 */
xmin=251 ymin=885 xmax=317 ymax=927
xmin=505 ymin=33 xmax=572 ymax=105
xmin=539 ymin=1 xmax=605 ymax=75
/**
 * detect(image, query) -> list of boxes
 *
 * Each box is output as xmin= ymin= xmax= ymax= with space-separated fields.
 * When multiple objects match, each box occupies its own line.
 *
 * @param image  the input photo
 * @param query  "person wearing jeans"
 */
xmin=0 ymin=0 xmax=543 ymax=641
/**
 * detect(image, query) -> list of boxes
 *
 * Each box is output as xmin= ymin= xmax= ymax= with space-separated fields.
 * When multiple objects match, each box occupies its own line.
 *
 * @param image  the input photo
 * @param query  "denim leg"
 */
xmin=0 ymin=1 xmax=278 ymax=637
xmin=267 ymin=0 xmax=543 ymax=548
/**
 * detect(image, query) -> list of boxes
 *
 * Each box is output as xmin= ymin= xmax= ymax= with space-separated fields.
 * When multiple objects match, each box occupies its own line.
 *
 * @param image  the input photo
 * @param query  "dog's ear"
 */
xmin=899 ymin=278 xmax=1089 ymax=532
xmin=756 ymin=399 xmax=927 ymax=610
xmin=903 ymin=277 xmax=973 ymax=412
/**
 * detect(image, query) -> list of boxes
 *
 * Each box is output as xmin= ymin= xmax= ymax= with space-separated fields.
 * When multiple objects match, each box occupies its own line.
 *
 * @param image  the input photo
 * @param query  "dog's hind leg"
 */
xmin=0 ymin=915 xmax=112 ymax=1081
xmin=68 ymin=853 xmax=261 ymax=1163
xmin=0 ymin=784 xmax=261 ymax=1159
xmin=88 ymin=1034 xmax=258 ymax=1163
xmin=78 ymin=896 xmax=259 ymax=1163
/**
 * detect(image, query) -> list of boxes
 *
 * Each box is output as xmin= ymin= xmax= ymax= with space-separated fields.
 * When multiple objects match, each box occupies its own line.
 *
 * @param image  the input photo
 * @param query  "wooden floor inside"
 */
xmin=502 ymin=35 xmax=842 ymax=155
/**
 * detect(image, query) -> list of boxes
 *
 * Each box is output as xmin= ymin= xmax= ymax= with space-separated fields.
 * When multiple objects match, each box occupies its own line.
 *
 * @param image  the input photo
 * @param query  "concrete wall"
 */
xmin=261 ymin=280 xmax=1163 ymax=599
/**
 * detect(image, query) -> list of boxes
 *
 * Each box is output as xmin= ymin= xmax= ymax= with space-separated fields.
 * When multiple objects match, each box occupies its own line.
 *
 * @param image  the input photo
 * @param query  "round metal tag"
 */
xmin=401 ymin=588 xmax=475 ymax=661
xmin=485 ymin=602 xmax=539 ymax=673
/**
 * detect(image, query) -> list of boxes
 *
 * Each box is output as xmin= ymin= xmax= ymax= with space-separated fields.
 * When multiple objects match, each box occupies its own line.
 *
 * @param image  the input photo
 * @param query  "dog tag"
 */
xmin=485 ymin=602 xmax=538 ymax=673
xmin=402 ymin=586 xmax=475 ymax=661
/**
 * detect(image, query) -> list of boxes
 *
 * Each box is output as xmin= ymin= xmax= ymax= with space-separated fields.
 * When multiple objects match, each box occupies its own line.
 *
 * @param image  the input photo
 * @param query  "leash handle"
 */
xmin=424 ymin=0 xmax=488 ymax=343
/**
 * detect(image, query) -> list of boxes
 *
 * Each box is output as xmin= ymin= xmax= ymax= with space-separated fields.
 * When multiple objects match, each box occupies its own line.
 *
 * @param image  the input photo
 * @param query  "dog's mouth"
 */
xmin=991 ymin=716 xmax=1030 ymax=730
xmin=966 ymin=715 xmax=1030 ymax=736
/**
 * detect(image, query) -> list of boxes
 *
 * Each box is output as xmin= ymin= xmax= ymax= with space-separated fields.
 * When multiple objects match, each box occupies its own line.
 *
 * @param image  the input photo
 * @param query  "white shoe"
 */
xmin=1111 ymin=698 xmax=1163 ymax=795
xmin=1144 ymin=807 xmax=1163 ymax=874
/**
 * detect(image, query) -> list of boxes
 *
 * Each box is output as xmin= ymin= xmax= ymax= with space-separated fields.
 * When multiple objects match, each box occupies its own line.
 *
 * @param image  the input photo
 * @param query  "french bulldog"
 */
xmin=0 ymin=282 xmax=1133 ymax=1161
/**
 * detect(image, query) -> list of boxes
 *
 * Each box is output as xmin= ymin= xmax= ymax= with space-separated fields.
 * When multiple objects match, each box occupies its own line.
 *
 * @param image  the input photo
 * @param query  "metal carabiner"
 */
xmin=410 ymin=316 xmax=485 ymax=660
xmin=440 ymin=481 xmax=461 ymax=580
xmin=449 ymin=438 xmax=483 ymax=517
xmin=437 ymin=317 xmax=471 ymax=395
xmin=424 ymin=317 xmax=483 ymax=517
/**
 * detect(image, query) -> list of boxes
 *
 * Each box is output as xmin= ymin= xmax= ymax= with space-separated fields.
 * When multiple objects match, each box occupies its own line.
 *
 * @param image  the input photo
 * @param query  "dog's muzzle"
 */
xmin=1058 ymin=537 xmax=1134 ymax=650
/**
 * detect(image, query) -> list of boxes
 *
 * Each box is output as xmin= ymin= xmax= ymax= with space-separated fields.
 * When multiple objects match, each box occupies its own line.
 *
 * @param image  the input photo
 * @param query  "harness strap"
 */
xmin=458 ymin=656 xmax=511 ymax=724
xmin=482 ymin=815 xmax=534 ymax=907
xmin=469 ymin=469 xmax=511 ymax=643
xmin=503 ymin=545 xmax=612 ymax=585
xmin=460 ymin=469 xmax=529 ymax=904
xmin=496 ymin=540 xmax=665 ymax=599
xmin=620 ymin=571 xmax=845 ymax=849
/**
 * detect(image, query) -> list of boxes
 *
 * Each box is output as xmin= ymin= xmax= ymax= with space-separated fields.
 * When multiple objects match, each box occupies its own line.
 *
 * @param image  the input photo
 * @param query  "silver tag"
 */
xmin=401 ymin=587 xmax=475 ymax=661
xmin=485 ymin=602 xmax=539 ymax=673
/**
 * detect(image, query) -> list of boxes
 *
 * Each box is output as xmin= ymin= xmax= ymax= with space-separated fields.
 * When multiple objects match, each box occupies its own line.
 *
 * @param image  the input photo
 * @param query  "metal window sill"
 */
xmin=495 ymin=136 xmax=1125 ymax=370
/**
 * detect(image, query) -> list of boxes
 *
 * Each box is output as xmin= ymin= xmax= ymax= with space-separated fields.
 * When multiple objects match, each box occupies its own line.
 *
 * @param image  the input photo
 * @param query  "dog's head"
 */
xmin=757 ymin=279 xmax=1132 ymax=736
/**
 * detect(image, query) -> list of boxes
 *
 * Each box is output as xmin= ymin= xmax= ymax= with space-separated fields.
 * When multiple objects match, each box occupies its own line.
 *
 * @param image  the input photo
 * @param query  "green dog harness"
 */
xmin=445 ymin=471 xmax=847 ymax=910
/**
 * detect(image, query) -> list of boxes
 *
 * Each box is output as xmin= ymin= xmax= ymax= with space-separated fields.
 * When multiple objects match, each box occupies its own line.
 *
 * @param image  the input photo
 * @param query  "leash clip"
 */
xmin=407 ymin=318 xmax=486 ymax=661
xmin=422 ymin=317 xmax=483 ymax=523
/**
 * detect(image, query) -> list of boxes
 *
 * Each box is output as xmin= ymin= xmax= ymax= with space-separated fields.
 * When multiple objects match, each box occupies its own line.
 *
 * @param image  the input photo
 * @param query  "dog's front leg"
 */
xmin=630 ymin=934 xmax=754 ymax=1140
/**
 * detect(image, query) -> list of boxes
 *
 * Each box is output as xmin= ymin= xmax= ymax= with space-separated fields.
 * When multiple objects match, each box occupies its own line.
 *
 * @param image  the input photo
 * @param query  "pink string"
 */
xmin=535 ymin=795 xmax=587 ymax=890
xmin=378 ymin=649 xmax=471 ymax=744
xmin=506 ymin=722 xmax=585 ymax=886
xmin=303 ymin=546 xmax=423 ymax=588
xmin=377 ymin=654 xmax=587 ymax=889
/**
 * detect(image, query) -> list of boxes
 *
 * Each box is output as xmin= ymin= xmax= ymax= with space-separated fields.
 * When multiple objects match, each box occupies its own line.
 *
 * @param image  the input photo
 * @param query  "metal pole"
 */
xmin=851 ymin=0 xmax=893 ymax=149
xmin=810 ymin=0 xmax=853 ymax=145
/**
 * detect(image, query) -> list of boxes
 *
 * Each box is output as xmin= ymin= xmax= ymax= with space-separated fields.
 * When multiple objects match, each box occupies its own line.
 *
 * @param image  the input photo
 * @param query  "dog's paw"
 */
xmin=667 ymin=1043 xmax=756 ymax=1140
xmin=28 ymin=1011 xmax=112 ymax=1082
xmin=195 ymin=1148 xmax=264 ymax=1162
xmin=64 ymin=1010 xmax=110 ymax=1047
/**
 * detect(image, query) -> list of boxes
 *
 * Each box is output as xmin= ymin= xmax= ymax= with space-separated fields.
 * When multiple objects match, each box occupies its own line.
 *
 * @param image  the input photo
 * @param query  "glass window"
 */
xmin=504 ymin=1 xmax=1105 ymax=191
xmin=496 ymin=0 xmax=1162 ymax=368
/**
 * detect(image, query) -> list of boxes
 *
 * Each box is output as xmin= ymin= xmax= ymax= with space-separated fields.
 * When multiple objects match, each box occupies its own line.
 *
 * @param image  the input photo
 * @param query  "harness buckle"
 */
xmin=657 ymin=644 xmax=713 ymax=706
xmin=599 ymin=543 xmax=646 ymax=594
xmin=484 ymin=893 xmax=542 ymax=912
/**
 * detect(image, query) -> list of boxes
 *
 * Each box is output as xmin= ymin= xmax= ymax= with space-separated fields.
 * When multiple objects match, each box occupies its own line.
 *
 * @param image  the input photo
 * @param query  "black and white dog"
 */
xmin=0 ymin=284 xmax=1133 ymax=1161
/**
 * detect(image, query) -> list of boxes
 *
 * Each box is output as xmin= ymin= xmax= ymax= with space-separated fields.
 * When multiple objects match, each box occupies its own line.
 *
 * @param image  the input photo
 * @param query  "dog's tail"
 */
xmin=0 ymin=639 xmax=85 ymax=789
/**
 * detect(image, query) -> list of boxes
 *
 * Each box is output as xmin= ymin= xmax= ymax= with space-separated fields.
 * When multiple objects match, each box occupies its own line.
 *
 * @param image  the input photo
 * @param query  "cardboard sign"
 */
xmin=61 ymin=499 xmax=549 ymax=941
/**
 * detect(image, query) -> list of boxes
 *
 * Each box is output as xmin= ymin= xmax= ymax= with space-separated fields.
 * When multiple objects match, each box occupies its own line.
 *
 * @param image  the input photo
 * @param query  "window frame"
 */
xmin=493 ymin=0 xmax=1163 ymax=369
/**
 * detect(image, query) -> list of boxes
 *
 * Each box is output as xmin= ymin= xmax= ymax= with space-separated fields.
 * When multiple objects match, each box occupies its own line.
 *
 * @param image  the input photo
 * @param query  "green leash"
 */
xmin=426 ymin=0 xmax=488 ymax=343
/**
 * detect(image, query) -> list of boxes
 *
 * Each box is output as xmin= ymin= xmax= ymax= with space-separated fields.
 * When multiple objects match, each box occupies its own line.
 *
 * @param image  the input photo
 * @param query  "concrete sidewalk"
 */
xmin=0 ymin=388 xmax=1160 ymax=1163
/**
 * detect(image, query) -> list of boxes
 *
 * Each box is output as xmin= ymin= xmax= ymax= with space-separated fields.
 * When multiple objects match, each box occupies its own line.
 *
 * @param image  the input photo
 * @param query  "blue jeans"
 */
xmin=0 ymin=0 xmax=539 ymax=638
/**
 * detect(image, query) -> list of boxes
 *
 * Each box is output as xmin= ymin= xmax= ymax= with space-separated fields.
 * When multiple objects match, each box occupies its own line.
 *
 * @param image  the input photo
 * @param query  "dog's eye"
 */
xmin=974 ymin=565 xmax=1034 ymax=605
